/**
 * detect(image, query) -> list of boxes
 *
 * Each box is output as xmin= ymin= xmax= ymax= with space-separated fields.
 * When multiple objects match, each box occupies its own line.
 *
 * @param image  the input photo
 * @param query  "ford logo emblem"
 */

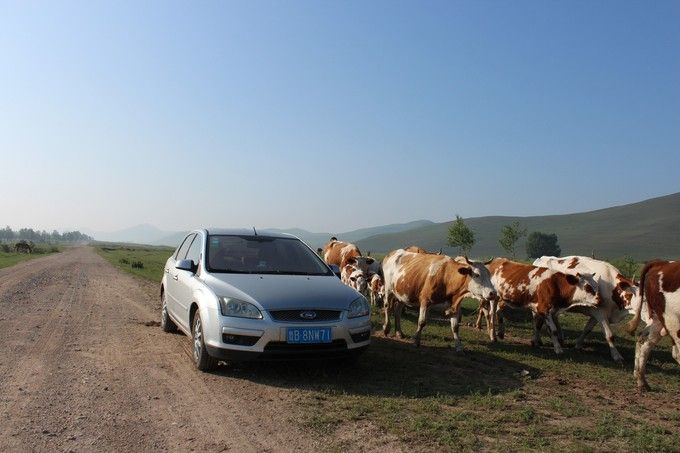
xmin=300 ymin=311 xmax=317 ymax=320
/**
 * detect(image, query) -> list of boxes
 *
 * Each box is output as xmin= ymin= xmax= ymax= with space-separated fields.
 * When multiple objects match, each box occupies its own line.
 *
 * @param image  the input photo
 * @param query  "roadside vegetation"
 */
xmin=98 ymin=244 xmax=679 ymax=451
xmin=0 ymin=243 xmax=61 ymax=269
xmin=95 ymin=243 xmax=174 ymax=281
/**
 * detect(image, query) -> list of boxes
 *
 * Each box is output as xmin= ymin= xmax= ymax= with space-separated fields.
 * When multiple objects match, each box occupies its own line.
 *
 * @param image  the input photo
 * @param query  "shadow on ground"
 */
xmin=213 ymin=335 xmax=540 ymax=398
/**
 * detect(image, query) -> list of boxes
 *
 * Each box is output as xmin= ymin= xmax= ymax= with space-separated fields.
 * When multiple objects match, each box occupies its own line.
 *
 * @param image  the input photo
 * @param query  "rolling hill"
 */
xmin=355 ymin=192 xmax=680 ymax=260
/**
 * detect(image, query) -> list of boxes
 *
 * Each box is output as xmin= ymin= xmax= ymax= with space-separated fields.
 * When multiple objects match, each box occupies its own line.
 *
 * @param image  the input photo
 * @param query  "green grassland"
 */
xmin=0 ymin=246 xmax=61 ymax=269
xmin=100 ymin=244 xmax=680 ymax=451
xmin=95 ymin=243 xmax=174 ymax=281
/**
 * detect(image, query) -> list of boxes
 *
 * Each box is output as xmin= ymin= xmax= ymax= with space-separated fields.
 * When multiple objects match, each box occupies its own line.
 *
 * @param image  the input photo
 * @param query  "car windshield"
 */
xmin=206 ymin=235 xmax=332 ymax=276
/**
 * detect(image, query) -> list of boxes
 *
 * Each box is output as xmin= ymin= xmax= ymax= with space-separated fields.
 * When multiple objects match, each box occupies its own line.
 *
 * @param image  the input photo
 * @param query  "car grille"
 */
xmin=269 ymin=309 xmax=342 ymax=322
xmin=261 ymin=340 xmax=349 ymax=359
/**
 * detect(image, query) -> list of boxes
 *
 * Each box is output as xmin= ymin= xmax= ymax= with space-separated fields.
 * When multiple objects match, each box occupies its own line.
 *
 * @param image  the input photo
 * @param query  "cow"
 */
xmin=382 ymin=249 xmax=497 ymax=350
xmin=369 ymin=274 xmax=385 ymax=307
xmin=321 ymin=237 xmax=379 ymax=276
xmin=487 ymin=258 xmax=602 ymax=355
xmin=405 ymin=245 xmax=442 ymax=255
xmin=533 ymin=255 xmax=644 ymax=363
xmin=626 ymin=260 xmax=680 ymax=391
xmin=341 ymin=264 xmax=368 ymax=294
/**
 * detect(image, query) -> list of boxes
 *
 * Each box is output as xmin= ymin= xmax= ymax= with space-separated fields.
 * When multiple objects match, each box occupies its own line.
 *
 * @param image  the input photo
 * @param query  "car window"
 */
xmin=185 ymin=234 xmax=202 ymax=264
xmin=206 ymin=235 xmax=332 ymax=276
xmin=175 ymin=233 xmax=195 ymax=260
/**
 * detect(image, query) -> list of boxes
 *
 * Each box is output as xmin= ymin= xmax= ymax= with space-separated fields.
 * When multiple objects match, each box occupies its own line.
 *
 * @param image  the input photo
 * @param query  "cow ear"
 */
xmin=566 ymin=274 xmax=579 ymax=285
xmin=346 ymin=257 xmax=356 ymax=265
xmin=366 ymin=257 xmax=375 ymax=264
xmin=618 ymin=280 xmax=631 ymax=290
xmin=350 ymin=276 xmax=356 ymax=281
xmin=458 ymin=267 xmax=473 ymax=276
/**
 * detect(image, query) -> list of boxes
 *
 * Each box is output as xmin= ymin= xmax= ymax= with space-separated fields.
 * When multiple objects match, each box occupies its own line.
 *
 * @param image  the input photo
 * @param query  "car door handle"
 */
xmin=173 ymin=274 xmax=179 ymax=281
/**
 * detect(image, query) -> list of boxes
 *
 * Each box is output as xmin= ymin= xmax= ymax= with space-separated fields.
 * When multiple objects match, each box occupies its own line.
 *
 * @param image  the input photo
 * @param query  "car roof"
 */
xmin=201 ymin=228 xmax=297 ymax=239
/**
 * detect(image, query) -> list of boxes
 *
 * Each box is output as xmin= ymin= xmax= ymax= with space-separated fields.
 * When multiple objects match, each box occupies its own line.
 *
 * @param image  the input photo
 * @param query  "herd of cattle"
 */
xmin=318 ymin=237 xmax=680 ymax=392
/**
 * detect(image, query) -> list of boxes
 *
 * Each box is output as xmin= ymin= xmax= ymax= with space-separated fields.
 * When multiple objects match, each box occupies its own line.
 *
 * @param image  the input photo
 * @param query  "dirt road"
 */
xmin=0 ymin=247 xmax=322 ymax=452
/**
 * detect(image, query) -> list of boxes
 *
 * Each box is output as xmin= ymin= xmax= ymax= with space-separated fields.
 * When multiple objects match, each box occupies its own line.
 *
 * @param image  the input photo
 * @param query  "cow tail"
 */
xmin=626 ymin=261 xmax=655 ymax=336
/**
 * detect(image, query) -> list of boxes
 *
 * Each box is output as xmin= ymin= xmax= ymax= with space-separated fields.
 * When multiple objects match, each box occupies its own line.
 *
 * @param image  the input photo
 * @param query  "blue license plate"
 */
xmin=286 ymin=327 xmax=332 ymax=344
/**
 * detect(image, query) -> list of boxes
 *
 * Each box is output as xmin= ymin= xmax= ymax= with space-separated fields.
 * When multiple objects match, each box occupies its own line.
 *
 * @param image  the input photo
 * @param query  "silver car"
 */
xmin=160 ymin=228 xmax=372 ymax=371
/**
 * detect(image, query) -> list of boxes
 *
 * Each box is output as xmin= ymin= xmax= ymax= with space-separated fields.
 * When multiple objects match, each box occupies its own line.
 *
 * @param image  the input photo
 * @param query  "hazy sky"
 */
xmin=1 ymin=1 xmax=679 ymax=233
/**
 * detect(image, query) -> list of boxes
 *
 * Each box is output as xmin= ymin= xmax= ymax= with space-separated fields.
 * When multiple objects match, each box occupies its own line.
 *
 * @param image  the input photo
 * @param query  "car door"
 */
xmin=173 ymin=232 xmax=204 ymax=330
xmin=166 ymin=233 xmax=195 ymax=324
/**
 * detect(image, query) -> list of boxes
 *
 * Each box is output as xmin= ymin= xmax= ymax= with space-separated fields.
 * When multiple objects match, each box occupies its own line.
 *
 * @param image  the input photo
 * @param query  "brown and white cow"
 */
xmin=534 ymin=255 xmax=644 ymax=363
xmin=405 ymin=245 xmax=442 ymax=255
xmin=382 ymin=249 xmax=497 ymax=350
xmin=626 ymin=260 xmax=680 ymax=391
xmin=321 ymin=237 xmax=379 ymax=278
xmin=341 ymin=264 xmax=368 ymax=294
xmin=487 ymin=258 xmax=602 ymax=355
xmin=369 ymin=274 xmax=385 ymax=307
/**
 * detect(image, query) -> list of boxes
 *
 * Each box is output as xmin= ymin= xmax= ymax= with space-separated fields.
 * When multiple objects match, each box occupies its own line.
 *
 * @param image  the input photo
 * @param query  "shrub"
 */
xmin=49 ymin=246 xmax=60 ymax=253
xmin=119 ymin=258 xmax=130 ymax=265
xmin=1 ymin=244 xmax=10 ymax=253
xmin=526 ymin=232 xmax=561 ymax=258
xmin=131 ymin=261 xmax=144 ymax=269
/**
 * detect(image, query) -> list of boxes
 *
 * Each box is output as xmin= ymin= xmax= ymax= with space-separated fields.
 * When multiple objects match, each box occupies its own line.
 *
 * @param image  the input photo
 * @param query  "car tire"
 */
xmin=192 ymin=312 xmax=218 ymax=372
xmin=160 ymin=291 xmax=177 ymax=333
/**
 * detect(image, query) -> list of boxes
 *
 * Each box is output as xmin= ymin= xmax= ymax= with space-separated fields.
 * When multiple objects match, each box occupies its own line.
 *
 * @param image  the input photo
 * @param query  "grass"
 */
xmin=94 ymin=243 xmax=174 ymax=281
xmin=0 ymin=246 xmax=61 ymax=269
xmin=94 ymin=244 xmax=680 ymax=451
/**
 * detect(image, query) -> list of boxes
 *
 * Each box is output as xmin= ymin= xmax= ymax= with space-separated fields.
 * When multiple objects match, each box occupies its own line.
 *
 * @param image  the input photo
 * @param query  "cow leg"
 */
xmin=634 ymin=322 xmax=663 ymax=392
xmin=591 ymin=310 xmax=624 ymax=363
xmin=394 ymin=302 xmax=405 ymax=339
xmin=449 ymin=306 xmax=464 ymax=352
xmin=543 ymin=311 xmax=564 ymax=355
xmin=531 ymin=314 xmax=544 ymax=347
xmin=552 ymin=313 xmax=565 ymax=347
xmin=496 ymin=306 xmax=505 ymax=340
xmin=486 ymin=299 xmax=498 ymax=342
xmin=382 ymin=294 xmax=392 ymax=336
xmin=575 ymin=316 xmax=598 ymax=350
xmin=475 ymin=299 xmax=486 ymax=330
xmin=414 ymin=304 xmax=429 ymax=347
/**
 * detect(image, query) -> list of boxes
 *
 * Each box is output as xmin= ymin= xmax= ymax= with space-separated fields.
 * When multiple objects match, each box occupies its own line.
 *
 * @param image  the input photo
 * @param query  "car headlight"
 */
xmin=218 ymin=297 xmax=263 ymax=319
xmin=348 ymin=296 xmax=370 ymax=318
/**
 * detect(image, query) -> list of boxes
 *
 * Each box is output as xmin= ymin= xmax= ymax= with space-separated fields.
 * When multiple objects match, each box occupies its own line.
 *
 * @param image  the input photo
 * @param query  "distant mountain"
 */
xmin=87 ymin=220 xmax=435 ymax=249
xmin=86 ymin=224 xmax=173 ymax=245
xmin=355 ymin=192 xmax=680 ymax=260
xmin=268 ymin=220 xmax=434 ymax=250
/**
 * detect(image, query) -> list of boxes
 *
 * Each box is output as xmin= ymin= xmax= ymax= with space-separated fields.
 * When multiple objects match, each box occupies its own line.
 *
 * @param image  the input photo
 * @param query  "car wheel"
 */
xmin=160 ymin=291 xmax=177 ymax=333
xmin=192 ymin=312 xmax=217 ymax=372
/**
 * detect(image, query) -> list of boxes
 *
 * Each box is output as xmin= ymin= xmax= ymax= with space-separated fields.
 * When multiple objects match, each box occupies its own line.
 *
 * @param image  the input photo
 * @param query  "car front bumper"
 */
xmin=201 ymin=306 xmax=372 ymax=362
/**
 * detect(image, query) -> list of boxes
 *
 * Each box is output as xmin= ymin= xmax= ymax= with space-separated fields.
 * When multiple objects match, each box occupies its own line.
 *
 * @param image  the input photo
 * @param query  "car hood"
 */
xmin=203 ymin=273 xmax=360 ymax=311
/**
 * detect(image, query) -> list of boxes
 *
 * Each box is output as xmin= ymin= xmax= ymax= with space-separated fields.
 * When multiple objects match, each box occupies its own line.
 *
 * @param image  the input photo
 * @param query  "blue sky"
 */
xmin=1 ymin=0 xmax=678 ymax=233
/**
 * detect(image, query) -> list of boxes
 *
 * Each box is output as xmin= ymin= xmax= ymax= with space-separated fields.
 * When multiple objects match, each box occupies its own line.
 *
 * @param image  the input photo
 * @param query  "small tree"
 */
xmin=498 ymin=221 xmax=527 ymax=259
xmin=447 ymin=215 xmax=475 ymax=256
xmin=526 ymin=232 xmax=561 ymax=258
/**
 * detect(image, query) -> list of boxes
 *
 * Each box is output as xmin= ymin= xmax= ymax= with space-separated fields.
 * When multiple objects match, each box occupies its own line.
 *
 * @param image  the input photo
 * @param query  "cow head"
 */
xmin=349 ymin=269 xmax=368 ymax=294
xmin=458 ymin=257 xmax=497 ymax=301
xmin=565 ymin=272 xmax=602 ymax=306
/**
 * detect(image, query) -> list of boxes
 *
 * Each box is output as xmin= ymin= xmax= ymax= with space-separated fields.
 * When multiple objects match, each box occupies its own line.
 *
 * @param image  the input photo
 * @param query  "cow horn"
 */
xmin=484 ymin=258 xmax=494 ymax=265
xmin=464 ymin=256 xmax=473 ymax=265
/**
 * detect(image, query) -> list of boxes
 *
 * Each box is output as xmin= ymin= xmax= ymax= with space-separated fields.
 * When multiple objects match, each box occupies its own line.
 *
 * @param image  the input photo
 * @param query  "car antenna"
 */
xmin=253 ymin=226 xmax=257 ymax=236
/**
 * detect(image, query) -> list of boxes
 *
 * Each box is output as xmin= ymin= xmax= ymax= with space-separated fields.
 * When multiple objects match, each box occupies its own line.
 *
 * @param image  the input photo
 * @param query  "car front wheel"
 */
xmin=160 ymin=291 xmax=177 ymax=333
xmin=192 ymin=312 xmax=217 ymax=372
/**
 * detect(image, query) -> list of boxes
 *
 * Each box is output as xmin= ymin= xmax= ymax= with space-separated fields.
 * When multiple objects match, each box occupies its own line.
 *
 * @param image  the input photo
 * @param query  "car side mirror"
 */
xmin=176 ymin=259 xmax=196 ymax=273
xmin=329 ymin=264 xmax=341 ymax=278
